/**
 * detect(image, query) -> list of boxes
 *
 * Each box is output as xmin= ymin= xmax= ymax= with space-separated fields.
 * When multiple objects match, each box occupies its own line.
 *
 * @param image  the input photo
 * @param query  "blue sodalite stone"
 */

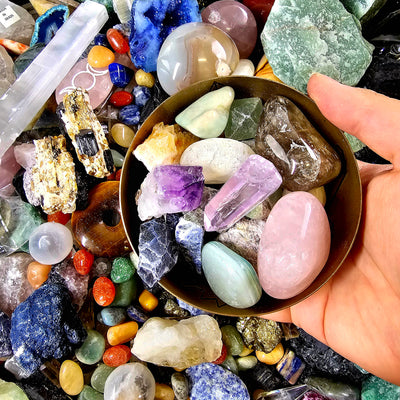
xmin=100 ymin=307 xmax=126 ymax=326
xmin=0 ymin=311 xmax=12 ymax=357
xmin=176 ymin=299 xmax=211 ymax=316
xmin=129 ymin=0 xmax=202 ymax=72
xmin=133 ymin=85 xmax=152 ymax=108
xmin=10 ymin=282 xmax=87 ymax=375
xmin=186 ymin=363 xmax=250 ymax=400
xmin=94 ymin=33 xmax=111 ymax=48
xmin=175 ymin=217 xmax=203 ymax=274
xmin=109 ymin=62 xmax=134 ymax=87
xmin=126 ymin=305 xmax=149 ymax=323
xmin=30 ymin=5 xmax=69 ymax=46
xmin=137 ymin=214 xmax=180 ymax=287
xmin=119 ymin=104 xmax=141 ymax=125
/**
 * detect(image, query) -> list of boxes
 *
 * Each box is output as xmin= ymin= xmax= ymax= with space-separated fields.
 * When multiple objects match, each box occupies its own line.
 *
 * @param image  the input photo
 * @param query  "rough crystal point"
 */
xmin=258 ymin=191 xmax=331 ymax=299
xmin=131 ymin=315 xmax=222 ymax=369
xmin=261 ymin=0 xmax=374 ymax=93
xmin=137 ymin=165 xmax=204 ymax=221
xmin=255 ymin=95 xmax=341 ymax=191
xmin=204 ymin=154 xmax=282 ymax=232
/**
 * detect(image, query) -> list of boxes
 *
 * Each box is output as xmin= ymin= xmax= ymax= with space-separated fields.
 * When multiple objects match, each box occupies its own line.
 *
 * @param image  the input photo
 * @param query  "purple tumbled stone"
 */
xmin=137 ymin=165 xmax=204 ymax=221
xmin=204 ymin=154 xmax=282 ymax=232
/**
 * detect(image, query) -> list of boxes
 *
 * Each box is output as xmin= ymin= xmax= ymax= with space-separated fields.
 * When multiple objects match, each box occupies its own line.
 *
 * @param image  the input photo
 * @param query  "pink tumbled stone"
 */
xmin=0 ymin=146 xmax=20 ymax=196
xmin=258 ymin=191 xmax=331 ymax=299
xmin=14 ymin=143 xmax=36 ymax=169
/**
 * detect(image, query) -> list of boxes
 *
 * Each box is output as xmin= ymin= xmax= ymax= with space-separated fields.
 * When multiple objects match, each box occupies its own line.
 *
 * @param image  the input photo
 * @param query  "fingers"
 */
xmin=261 ymin=308 xmax=293 ymax=324
xmin=307 ymin=74 xmax=400 ymax=168
xmin=357 ymin=160 xmax=393 ymax=187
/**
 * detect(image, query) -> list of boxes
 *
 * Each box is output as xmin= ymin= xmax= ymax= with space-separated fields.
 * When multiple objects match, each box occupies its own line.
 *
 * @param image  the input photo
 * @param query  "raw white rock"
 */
xmin=180 ymin=138 xmax=254 ymax=184
xmin=231 ymin=59 xmax=255 ymax=76
xmin=0 ymin=46 xmax=15 ymax=97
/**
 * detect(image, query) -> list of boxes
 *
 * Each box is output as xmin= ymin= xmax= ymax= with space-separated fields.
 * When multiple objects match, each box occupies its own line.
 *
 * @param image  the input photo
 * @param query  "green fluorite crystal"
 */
xmin=261 ymin=0 xmax=374 ymax=93
xmin=75 ymin=330 xmax=105 ymax=365
xmin=362 ymin=375 xmax=400 ymax=400
xmin=225 ymin=98 xmax=263 ymax=141
xmin=91 ymin=364 xmax=115 ymax=393
xmin=78 ymin=385 xmax=104 ymax=400
xmin=340 ymin=0 xmax=387 ymax=22
xmin=0 ymin=379 xmax=29 ymax=400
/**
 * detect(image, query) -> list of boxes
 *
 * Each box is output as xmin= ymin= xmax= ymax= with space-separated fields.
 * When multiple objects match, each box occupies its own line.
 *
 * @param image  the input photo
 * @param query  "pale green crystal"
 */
xmin=75 ymin=330 xmax=105 ymax=365
xmin=261 ymin=0 xmax=374 ymax=93
xmin=91 ymin=364 xmax=115 ymax=393
xmin=340 ymin=0 xmax=387 ymax=22
xmin=0 ymin=379 xmax=29 ymax=400
xmin=78 ymin=385 xmax=104 ymax=400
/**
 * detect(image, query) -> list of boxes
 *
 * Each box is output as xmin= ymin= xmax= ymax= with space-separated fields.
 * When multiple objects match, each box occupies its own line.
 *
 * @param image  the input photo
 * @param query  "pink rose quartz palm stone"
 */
xmin=258 ymin=191 xmax=331 ymax=299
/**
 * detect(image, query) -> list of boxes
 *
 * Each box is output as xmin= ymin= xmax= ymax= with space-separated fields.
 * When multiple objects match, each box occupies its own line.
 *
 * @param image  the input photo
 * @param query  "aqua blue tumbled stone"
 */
xmin=119 ymin=104 xmax=141 ymax=125
xmin=100 ymin=307 xmax=126 ymax=326
xmin=109 ymin=63 xmax=134 ymax=87
xmin=201 ymin=241 xmax=262 ymax=309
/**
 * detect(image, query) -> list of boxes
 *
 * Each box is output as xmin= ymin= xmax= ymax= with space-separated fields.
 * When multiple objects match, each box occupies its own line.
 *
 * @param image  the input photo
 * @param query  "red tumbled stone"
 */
xmin=109 ymin=90 xmax=133 ymax=107
xmin=107 ymin=29 xmax=130 ymax=54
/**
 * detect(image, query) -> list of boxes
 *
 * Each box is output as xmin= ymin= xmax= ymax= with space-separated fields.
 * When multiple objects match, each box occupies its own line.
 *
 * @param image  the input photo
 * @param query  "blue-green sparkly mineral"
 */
xmin=261 ymin=0 xmax=374 ymax=93
xmin=362 ymin=375 xmax=400 ymax=400
xmin=111 ymin=257 xmax=135 ymax=283
xmin=340 ymin=0 xmax=387 ymax=22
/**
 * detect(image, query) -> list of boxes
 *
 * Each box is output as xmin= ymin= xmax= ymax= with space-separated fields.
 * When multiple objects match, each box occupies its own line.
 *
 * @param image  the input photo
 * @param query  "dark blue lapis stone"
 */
xmin=126 ymin=305 xmax=149 ymax=323
xmin=10 ymin=282 xmax=87 ymax=375
xmin=129 ymin=0 xmax=202 ymax=72
xmin=133 ymin=85 xmax=152 ymax=108
xmin=119 ymin=104 xmax=141 ymax=125
xmin=94 ymin=33 xmax=111 ymax=48
xmin=0 ymin=311 xmax=12 ymax=358
xmin=186 ymin=363 xmax=250 ymax=400
xmin=109 ymin=62 xmax=134 ymax=88
xmin=176 ymin=299 xmax=211 ymax=316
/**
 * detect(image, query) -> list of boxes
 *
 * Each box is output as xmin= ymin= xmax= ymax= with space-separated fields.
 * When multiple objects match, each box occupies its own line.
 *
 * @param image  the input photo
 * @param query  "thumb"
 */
xmin=307 ymin=73 xmax=400 ymax=167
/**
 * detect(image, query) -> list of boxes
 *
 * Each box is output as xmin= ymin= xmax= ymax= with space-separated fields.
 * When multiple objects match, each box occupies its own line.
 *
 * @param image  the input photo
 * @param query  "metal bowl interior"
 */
xmin=120 ymin=76 xmax=362 ymax=316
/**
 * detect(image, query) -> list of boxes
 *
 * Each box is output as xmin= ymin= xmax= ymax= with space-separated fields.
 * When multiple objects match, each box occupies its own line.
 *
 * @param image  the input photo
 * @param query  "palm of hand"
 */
xmin=263 ymin=74 xmax=400 ymax=385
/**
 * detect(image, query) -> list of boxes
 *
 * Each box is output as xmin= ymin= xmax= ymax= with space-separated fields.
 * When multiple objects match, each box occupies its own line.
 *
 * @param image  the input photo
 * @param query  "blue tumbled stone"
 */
xmin=129 ymin=0 xmax=202 ymax=72
xmin=186 ymin=363 xmax=250 ymax=400
xmin=0 ymin=311 xmax=12 ymax=358
xmin=119 ymin=104 xmax=141 ymax=125
xmin=133 ymin=85 xmax=151 ymax=108
xmin=109 ymin=62 xmax=134 ymax=88
xmin=176 ymin=299 xmax=211 ymax=316
xmin=175 ymin=217 xmax=203 ymax=274
xmin=94 ymin=33 xmax=111 ymax=48
xmin=126 ymin=305 xmax=149 ymax=323
xmin=137 ymin=213 xmax=180 ymax=287
xmin=10 ymin=282 xmax=87 ymax=375
xmin=100 ymin=307 xmax=126 ymax=326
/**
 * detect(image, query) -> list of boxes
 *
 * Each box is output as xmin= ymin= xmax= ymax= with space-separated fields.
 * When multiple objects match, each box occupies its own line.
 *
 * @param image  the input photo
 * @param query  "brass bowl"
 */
xmin=120 ymin=76 xmax=362 ymax=316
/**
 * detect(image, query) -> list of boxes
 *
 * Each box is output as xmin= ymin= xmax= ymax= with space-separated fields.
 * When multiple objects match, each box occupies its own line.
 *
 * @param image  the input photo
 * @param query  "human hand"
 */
xmin=263 ymin=73 xmax=400 ymax=385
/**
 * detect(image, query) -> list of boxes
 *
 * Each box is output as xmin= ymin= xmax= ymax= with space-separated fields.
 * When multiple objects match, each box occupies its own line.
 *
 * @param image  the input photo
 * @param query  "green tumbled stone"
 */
xmin=225 ymin=98 xmax=263 ymax=141
xmin=221 ymin=355 xmax=239 ymax=375
xmin=78 ymin=385 xmax=104 ymax=400
xmin=0 ymin=379 xmax=29 ymax=399
xmin=111 ymin=149 xmax=125 ymax=168
xmin=110 ymin=277 xmax=137 ymax=307
xmin=75 ymin=330 xmax=105 ymax=365
xmin=237 ymin=355 xmax=258 ymax=371
xmin=111 ymin=257 xmax=135 ymax=283
xmin=91 ymin=364 xmax=115 ymax=393
xmin=361 ymin=375 xmax=400 ymax=400
xmin=261 ymin=0 xmax=374 ymax=93
xmin=340 ymin=0 xmax=387 ymax=22
xmin=221 ymin=325 xmax=245 ymax=356
xmin=306 ymin=376 xmax=360 ymax=399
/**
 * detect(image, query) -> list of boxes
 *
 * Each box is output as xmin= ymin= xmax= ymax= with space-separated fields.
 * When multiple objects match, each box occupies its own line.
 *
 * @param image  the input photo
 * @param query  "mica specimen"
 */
xmin=129 ymin=0 xmax=201 ymax=72
xmin=132 ymin=316 xmax=222 ymax=369
xmin=175 ymin=86 xmax=235 ymax=139
xmin=236 ymin=317 xmax=282 ymax=353
xmin=255 ymin=95 xmax=341 ymax=191
xmin=204 ymin=155 xmax=282 ymax=232
xmin=10 ymin=282 xmax=87 ymax=375
xmin=137 ymin=214 xmax=179 ymax=288
xmin=180 ymin=138 xmax=254 ymax=184
xmin=57 ymin=88 xmax=114 ymax=178
xmin=26 ymin=135 xmax=77 ymax=214
xmin=261 ymin=0 xmax=374 ymax=93
xmin=134 ymin=122 xmax=199 ymax=171
xmin=137 ymin=165 xmax=204 ymax=221
xmin=186 ymin=363 xmax=250 ymax=400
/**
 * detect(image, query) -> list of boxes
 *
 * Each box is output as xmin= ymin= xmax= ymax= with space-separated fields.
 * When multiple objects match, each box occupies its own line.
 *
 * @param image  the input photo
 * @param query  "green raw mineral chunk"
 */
xmin=0 ymin=379 xmax=29 ymax=399
xmin=340 ymin=0 xmax=387 ymax=22
xmin=261 ymin=0 xmax=374 ymax=93
xmin=78 ymin=385 xmax=104 ymax=400
xmin=225 ymin=98 xmax=263 ymax=141
xmin=361 ymin=375 xmax=400 ymax=400
xmin=111 ymin=257 xmax=135 ymax=283
xmin=75 ymin=330 xmax=105 ymax=365
xmin=91 ymin=364 xmax=115 ymax=393
xmin=236 ymin=317 xmax=282 ymax=353
xmin=221 ymin=325 xmax=245 ymax=356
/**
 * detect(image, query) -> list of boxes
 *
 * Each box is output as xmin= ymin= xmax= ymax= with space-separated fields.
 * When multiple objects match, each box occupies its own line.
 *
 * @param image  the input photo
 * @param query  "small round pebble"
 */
xmin=155 ymin=383 xmax=175 ymax=400
xmin=101 ymin=307 xmax=126 ymax=326
xmin=135 ymin=69 xmax=155 ymax=87
xmin=92 ymin=257 xmax=112 ymax=277
xmin=75 ymin=330 xmax=105 ymax=365
xmin=93 ymin=277 xmax=115 ymax=306
xmin=103 ymin=344 xmax=131 ymax=367
xmin=91 ymin=364 xmax=115 ymax=393
xmin=171 ymin=372 xmax=189 ymax=400
xmin=111 ymin=149 xmax=125 ymax=168
xmin=73 ymin=248 xmax=94 ymax=275
xmin=88 ymin=45 xmax=115 ymax=69
xmin=109 ymin=90 xmax=133 ymax=107
xmin=111 ymin=257 xmax=135 ymax=283
xmin=59 ymin=360 xmax=84 ymax=396
xmin=27 ymin=261 xmax=51 ymax=289
xmin=78 ymin=385 xmax=103 ymax=400
xmin=119 ymin=105 xmax=141 ymax=125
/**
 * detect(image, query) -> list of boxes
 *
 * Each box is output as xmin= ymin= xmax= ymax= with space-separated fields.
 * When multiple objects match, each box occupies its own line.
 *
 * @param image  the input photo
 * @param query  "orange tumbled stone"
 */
xmin=88 ymin=45 xmax=115 ymax=69
xmin=27 ymin=261 xmax=52 ymax=289
xmin=107 ymin=321 xmax=138 ymax=346
xmin=103 ymin=344 xmax=131 ymax=367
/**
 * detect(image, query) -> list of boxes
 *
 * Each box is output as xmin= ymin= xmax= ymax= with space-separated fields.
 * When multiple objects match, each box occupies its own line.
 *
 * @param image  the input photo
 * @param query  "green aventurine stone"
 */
xmin=225 ymin=98 xmax=263 ymax=141
xmin=78 ymin=385 xmax=104 ymax=400
xmin=361 ymin=375 xmax=400 ymax=400
xmin=111 ymin=257 xmax=135 ymax=283
xmin=221 ymin=325 xmax=245 ymax=356
xmin=221 ymin=355 xmax=239 ymax=375
xmin=261 ymin=0 xmax=374 ymax=93
xmin=110 ymin=277 xmax=137 ymax=307
xmin=237 ymin=355 xmax=258 ymax=371
xmin=0 ymin=379 xmax=29 ymax=399
xmin=340 ymin=0 xmax=387 ymax=22
xmin=91 ymin=364 xmax=115 ymax=393
xmin=75 ymin=330 xmax=105 ymax=365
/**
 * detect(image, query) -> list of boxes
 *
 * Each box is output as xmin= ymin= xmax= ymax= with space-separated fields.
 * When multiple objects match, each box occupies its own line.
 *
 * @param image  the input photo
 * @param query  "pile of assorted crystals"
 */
xmin=0 ymin=0 xmax=399 ymax=399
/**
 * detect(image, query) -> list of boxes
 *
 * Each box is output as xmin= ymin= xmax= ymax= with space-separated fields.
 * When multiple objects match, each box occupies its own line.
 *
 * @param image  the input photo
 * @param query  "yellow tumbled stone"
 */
xmin=155 ymin=383 xmax=175 ymax=400
xmin=256 ymin=342 xmax=284 ymax=365
xmin=135 ymin=69 xmax=156 ymax=87
xmin=255 ymin=55 xmax=283 ymax=83
xmin=111 ymin=123 xmax=136 ymax=148
xmin=239 ymin=346 xmax=254 ymax=357
xmin=59 ymin=360 xmax=84 ymax=396
xmin=308 ymin=186 xmax=326 ymax=206
xmin=134 ymin=122 xmax=199 ymax=171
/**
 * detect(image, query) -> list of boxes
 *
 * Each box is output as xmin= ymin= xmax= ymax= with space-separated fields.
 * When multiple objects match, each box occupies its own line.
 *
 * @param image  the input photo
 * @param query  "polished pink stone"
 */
xmin=55 ymin=58 xmax=113 ymax=108
xmin=14 ymin=143 xmax=35 ymax=169
xmin=201 ymin=0 xmax=258 ymax=59
xmin=258 ymin=191 xmax=331 ymax=299
xmin=0 ymin=146 xmax=20 ymax=196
